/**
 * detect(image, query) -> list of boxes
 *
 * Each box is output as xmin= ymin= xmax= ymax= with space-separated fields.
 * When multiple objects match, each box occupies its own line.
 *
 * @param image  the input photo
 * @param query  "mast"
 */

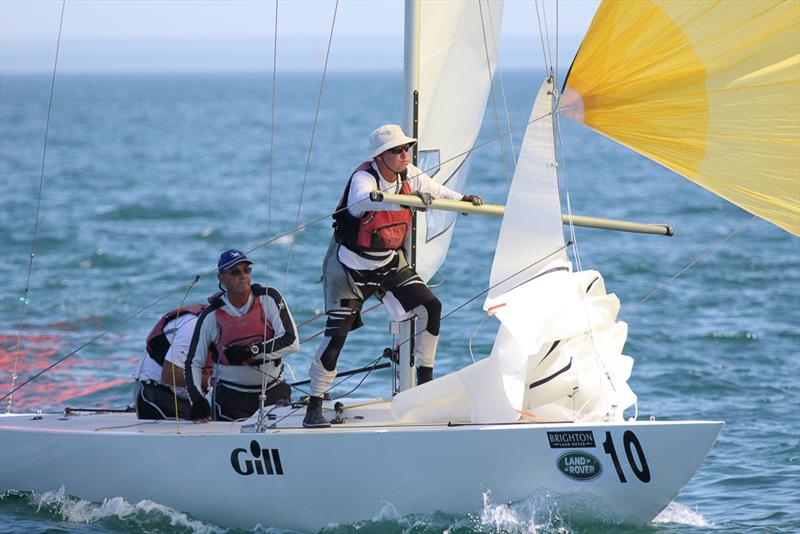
xmin=395 ymin=0 xmax=421 ymax=394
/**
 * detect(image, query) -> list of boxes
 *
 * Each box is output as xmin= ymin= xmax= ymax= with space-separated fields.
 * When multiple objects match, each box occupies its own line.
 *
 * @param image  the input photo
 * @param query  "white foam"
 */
xmin=653 ymin=501 xmax=711 ymax=526
xmin=476 ymin=490 xmax=572 ymax=534
xmin=372 ymin=501 xmax=401 ymax=522
xmin=30 ymin=487 xmax=226 ymax=533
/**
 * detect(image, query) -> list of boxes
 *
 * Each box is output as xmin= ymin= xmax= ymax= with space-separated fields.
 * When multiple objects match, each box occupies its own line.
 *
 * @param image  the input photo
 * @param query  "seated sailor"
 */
xmin=185 ymin=249 xmax=299 ymax=422
xmin=133 ymin=304 xmax=208 ymax=419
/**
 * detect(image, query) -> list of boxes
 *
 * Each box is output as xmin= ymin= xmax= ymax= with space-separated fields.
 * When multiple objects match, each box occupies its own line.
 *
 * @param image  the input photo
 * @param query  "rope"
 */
xmin=166 ymin=278 xmax=200 ymax=433
xmin=478 ymin=0 xmax=510 ymax=186
xmin=1 ymin=112 xmax=554 ymax=398
xmin=6 ymin=0 xmax=66 ymax=414
xmin=622 ymin=215 xmax=756 ymax=318
xmin=282 ymin=0 xmax=339 ymax=291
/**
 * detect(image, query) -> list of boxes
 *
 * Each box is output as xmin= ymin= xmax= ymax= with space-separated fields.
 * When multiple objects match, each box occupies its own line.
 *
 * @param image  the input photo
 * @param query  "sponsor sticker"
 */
xmin=547 ymin=430 xmax=596 ymax=448
xmin=230 ymin=440 xmax=284 ymax=476
xmin=557 ymin=451 xmax=602 ymax=481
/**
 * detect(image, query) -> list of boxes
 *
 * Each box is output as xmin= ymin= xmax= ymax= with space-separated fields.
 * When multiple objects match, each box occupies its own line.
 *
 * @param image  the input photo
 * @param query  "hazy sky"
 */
xmin=1 ymin=0 xmax=599 ymax=73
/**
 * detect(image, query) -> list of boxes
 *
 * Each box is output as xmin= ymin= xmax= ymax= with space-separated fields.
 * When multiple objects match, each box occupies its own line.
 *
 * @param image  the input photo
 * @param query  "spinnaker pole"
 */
xmin=372 ymin=192 xmax=675 ymax=236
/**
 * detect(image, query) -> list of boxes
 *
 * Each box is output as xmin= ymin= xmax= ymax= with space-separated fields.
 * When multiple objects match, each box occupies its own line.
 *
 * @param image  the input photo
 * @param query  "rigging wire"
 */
xmin=266 ymin=0 xmax=279 ymax=282
xmin=2 ymin=277 xmax=201 ymax=404
xmin=314 ymin=243 xmax=572 ymax=399
xmin=478 ymin=0 xmax=511 ymax=186
xmin=281 ymin=0 xmax=339 ymax=291
xmin=533 ymin=0 xmax=553 ymax=72
xmin=257 ymin=0 xmax=282 ymax=433
xmin=622 ymin=215 xmax=757 ymax=318
xmin=484 ymin=3 xmax=518 ymax=166
xmin=555 ymin=0 xmax=559 ymax=90
xmin=0 ymin=111 xmax=554 ymax=399
xmin=552 ymin=96 xmax=583 ymax=271
xmin=6 ymin=0 xmax=66 ymax=414
xmin=551 ymin=77 xmax=616 ymax=416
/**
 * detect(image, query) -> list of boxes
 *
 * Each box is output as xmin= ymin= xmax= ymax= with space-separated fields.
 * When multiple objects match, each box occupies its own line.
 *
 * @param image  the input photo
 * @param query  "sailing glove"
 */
xmin=461 ymin=194 xmax=484 ymax=206
xmin=189 ymin=386 xmax=211 ymax=421
xmin=225 ymin=345 xmax=253 ymax=365
xmin=412 ymin=191 xmax=434 ymax=211
xmin=190 ymin=397 xmax=212 ymax=422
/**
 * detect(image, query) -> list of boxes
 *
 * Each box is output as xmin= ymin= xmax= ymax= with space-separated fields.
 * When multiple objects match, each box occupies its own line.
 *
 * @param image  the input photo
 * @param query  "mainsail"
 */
xmin=412 ymin=0 xmax=504 ymax=281
xmin=561 ymin=0 xmax=800 ymax=235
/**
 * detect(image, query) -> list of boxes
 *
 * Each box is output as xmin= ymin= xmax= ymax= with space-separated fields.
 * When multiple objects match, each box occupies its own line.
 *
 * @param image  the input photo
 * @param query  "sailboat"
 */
xmin=1 ymin=1 xmax=797 ymax=531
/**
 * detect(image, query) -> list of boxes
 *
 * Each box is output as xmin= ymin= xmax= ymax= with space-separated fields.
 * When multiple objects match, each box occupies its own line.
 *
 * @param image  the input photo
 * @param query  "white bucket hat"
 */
xmin=369 ymin=124 xmax=417 ymax=158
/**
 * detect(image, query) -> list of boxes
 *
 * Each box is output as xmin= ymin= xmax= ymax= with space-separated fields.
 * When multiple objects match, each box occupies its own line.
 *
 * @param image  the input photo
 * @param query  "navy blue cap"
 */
xmin=218 ymin=249 xmax=252 ymax=273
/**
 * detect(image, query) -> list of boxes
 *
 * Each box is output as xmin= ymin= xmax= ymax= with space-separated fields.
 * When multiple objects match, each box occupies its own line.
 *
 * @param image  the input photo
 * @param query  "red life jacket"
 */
xmin=211 ymin=287 xmax=275 ymax=366
xmin=145 ymin=304 xmax=206 ymax=366
xmin=333 ymin=161 xmax=413 ymax=254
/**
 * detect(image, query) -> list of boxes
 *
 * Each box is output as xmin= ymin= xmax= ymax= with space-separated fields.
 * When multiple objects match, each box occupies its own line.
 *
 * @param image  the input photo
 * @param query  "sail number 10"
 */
xmin=602 ymin=431 xmax=651 ymax=483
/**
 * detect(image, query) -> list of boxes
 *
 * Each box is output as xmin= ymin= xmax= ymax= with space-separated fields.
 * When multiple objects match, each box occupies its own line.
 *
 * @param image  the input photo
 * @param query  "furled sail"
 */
xmin=561 ymin=0 xmax=800 ymax=236
xmin=412 ymin=0 xmax=504 ymax=281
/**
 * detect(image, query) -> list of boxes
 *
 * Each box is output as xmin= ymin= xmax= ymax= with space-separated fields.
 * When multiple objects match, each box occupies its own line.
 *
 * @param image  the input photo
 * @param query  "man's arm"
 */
xmin=184 ymin=309 xmax=217 ymax=422
xmin=259 ymin=288 xmax=300 ymax=359
xmin=347 ymin=171 xmax=403 ymax=217
xmin=407 ymin=164 xmax=480 ymax=202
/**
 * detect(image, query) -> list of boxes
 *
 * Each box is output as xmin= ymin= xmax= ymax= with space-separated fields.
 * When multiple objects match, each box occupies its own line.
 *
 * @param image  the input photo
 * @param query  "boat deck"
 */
xmin=0 ymin=397 xmax=437 ymax=435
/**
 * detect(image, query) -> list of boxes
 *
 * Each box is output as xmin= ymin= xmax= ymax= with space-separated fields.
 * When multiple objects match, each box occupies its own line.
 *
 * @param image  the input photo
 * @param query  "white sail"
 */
xmin=488 ymin=77 xmax=567 ymax=298
xmin=393 ymin=78 xmax=637 ymax=423
xmin=412 ymin=0 xmax=504 ymax=282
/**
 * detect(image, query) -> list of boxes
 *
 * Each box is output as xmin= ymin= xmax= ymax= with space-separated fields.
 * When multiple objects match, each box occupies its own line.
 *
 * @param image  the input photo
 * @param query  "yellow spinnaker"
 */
xmin=561 ymin=0 xmax=800 ymax=235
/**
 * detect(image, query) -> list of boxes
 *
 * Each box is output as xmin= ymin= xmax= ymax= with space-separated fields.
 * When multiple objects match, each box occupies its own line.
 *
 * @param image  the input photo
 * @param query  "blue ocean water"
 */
xmin=0 ymin=71 xmax=798 ymax=533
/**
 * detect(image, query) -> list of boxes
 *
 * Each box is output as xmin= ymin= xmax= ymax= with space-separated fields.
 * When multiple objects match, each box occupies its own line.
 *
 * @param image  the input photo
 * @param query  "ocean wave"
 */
xmin=27 ymin=487 xmax=226 ymax=533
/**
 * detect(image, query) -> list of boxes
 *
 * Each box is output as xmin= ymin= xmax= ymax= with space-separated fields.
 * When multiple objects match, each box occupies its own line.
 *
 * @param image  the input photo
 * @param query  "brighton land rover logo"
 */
xmin=557 ymin=451 xmax=602 ymax=481
xmin=230 ymin=440 xmax=284 ymax=476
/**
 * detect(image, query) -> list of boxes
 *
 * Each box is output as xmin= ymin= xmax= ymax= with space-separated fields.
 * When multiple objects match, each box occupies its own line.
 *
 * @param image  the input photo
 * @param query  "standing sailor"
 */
xmin=185 ymin=249 xmax=299 ymax=422
xmin=303 ymin=124 xmax=483 ymax=428
xmin=133 ymin=304 xmax=207 ymax=419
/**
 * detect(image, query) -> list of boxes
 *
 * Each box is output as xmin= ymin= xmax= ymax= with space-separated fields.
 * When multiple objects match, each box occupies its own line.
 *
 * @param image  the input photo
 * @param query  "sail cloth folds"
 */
xmin=413 ymin=0 xmax=504 ymax=281
xmin=561 ymin=0 xmax=800 ymax=236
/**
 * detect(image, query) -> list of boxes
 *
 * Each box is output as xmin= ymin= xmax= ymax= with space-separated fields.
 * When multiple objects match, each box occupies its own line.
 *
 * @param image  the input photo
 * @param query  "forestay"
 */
xmin=412 ymin=0 xmax=503 ymax=281
xmin=392 ymin=79 xmax=636 ymax=424
xmin=561 ymin=0 xmax=800 ymax=236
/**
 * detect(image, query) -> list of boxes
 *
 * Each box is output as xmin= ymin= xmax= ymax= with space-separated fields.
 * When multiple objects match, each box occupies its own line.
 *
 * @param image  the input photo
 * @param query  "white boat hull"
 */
xmin=0 ymin=405 xmax=721 ymax=531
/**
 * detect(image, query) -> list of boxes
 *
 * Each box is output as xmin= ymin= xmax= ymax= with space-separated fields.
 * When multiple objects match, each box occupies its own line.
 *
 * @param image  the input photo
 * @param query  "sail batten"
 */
xmin=562 ymin=0 xmax=800 ymax=236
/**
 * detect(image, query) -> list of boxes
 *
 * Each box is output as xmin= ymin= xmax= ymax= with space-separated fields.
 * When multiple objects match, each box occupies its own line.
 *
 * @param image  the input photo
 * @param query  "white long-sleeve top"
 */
xmin=338 ymin=161 xmax=463 ymax=270
xmin=132 ymin=314 xmax=198 ymax=399
xmin=185 ymin=287 xmax=298 ymax=397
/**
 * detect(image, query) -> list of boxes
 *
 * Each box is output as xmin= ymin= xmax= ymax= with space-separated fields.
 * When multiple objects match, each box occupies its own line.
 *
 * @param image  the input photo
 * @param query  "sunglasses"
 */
xmin=225 ymin=266 xmax=252 ymax=277
xmin=388 ymin=144 xmax=413 ymax=154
